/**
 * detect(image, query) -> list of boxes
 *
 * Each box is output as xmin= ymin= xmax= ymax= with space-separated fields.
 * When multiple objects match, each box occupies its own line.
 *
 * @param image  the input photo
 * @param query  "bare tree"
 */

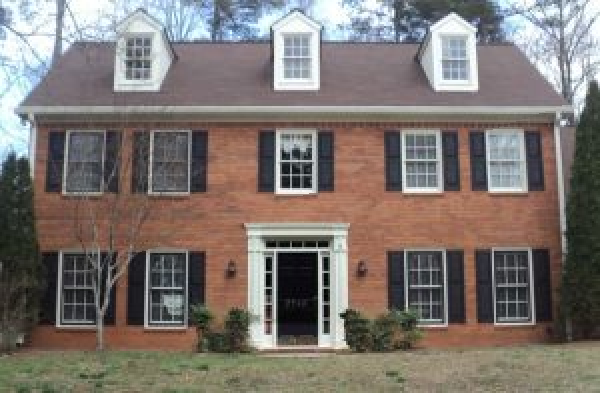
xmin=508 ymin=0 xmax=600 ymax=106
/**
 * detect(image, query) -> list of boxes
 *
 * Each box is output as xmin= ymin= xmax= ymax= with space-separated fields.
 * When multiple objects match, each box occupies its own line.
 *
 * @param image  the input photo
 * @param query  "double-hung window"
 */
xmin=150 ymin=131 xmax=190 ymax=193
xmin=283 ymin=34 xmax=312 ymax=80
xmin=493 ymin=249 xmax=533 ymax=324
xmin=441 ymin=36 xmax=469 ymax=81
xmin=65 ymin=131 xmax=105 ymax=193
xmin=59 ymin=252 xmax=96 ymax=326
xmin=276 ymin=130 xmax=316 ymax=194
xmin=406 ymin=250 xmax=446 ymax=325
xmin=147 ymin=252 xmax=188 ymax=327
xmin=125 ymin=36 xmax=152 ymax=80
xmin=486 ymin=129 xmax=527 ymax=192
xmin=403 ymin=130 xmax=442 ymax=192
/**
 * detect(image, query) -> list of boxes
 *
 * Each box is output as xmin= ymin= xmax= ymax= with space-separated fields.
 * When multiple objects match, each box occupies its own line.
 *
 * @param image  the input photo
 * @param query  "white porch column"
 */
xmin=247 ymin=234 xmax=264 ymax=348
xmin=332 ymin=229 xmax=349 ymax=349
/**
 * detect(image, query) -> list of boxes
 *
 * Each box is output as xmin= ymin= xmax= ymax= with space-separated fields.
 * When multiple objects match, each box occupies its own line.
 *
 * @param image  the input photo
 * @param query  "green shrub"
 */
xmin=189 ymin=304 xmax=214 ymax=332
xmin=340 ymin=309 xmax=372 ymax=352
xmin=224 ymin=308 xmax=253 ymax=353
xmin=341 ymin=308 xmax=424 ymax=352
xmin=204 ymin=332 xmax=229 ymax=352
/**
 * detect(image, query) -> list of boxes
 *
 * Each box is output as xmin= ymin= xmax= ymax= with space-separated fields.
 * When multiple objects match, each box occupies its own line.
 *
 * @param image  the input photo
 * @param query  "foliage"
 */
xmin=0 ymin=153 xmax=42 ymax=353
xmin=223 ymin=307 xmax=253 ymax=353
xmin=189 ymin=304 xmax=214 ymax=333
xmin=340 ymin=308 xmax=424 ymax=352
xmin=340 ymin=309 xmax=373 ymax=352
xmin=190 ymin=304 xmax=253 ymax=353
xmin=340 ymin=0 xmax=505 ymax=43
xmin=563 ymin=81 xmax=600 ymax=338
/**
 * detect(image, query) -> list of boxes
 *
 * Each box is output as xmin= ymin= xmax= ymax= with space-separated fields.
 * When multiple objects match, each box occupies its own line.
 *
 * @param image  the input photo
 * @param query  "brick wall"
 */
xmin=31 ymin=122 xmax=561 ymax=350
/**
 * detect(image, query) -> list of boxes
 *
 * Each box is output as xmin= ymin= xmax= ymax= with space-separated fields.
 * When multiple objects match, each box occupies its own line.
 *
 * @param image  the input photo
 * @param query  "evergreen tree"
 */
xmin=563 ymin=81 xmax=600 ymax=338
xmin=340 ymin=0 xmax=505 ymax=43
xmin=0 ymin=153 xmax=42 ymax=352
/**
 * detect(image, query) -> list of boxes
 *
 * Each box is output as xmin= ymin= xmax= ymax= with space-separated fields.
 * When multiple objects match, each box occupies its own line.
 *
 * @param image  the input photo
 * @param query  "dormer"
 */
xmin=417 ymin=13 xmax=478 ymax=92
xmin=271 ymin=9 xmax=321 ymax=91
xmin=114 ymin=9 xmax=175 ymax=92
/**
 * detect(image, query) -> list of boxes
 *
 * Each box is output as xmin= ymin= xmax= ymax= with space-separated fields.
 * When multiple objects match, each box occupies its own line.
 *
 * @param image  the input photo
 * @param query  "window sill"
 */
xmin=487 ymin=190 xmax=529 ymax=196
xmin=61 ymin=192 xmax=104 ymax=198
xmin=401 ymin=190 xmax=444 ymax=196
xmin=274 ymin=191 xmax=318 ymax=197
xmin=147 ymin=192 xmax=191 ymax=198
xmin=493 ymin=321 xmax=536 ymax=328
xmin=54 ymin=324 xmax=97 ymax=331
xmin=144 ymin=325 xmax=189 ymax=332
xmin=419 ymin=324 xmax=448 ymax=329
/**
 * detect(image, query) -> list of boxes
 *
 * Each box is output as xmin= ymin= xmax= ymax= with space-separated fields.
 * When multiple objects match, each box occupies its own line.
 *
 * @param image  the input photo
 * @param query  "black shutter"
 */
xmin=100 ymin=252 xmax=117 ymax=325
xmin=387 ymin=251 xmax=405 ymax=310
xmin=384 ymin=131 xmax=402 ymax=191
xmin=442 ymin=131 xmax=460 ymax=191
xmin=317 ymin=131 xmax=334 ymax=191
xmin=447 ymin=250 xmax=466 ymax=323
xmin=470 ymin=131 xmax=487 ymax=191
xmin=127 ymin=252 xmax=146 ymax=325
xmin=533 ymin=249 xmax=553 ymax=322
xmin=191 ymin=131 xmax=208 ymax=192
xmin=104 ymin=131 xmax=121 ymax=193
xmin=131 ymin=132 xmax=150 ymax=194
xmin=46 ymin=131 xmax=65 ymax=192
xmin=258 ymin=131 xmax=275 ymax=192
xmin=40 ymin=252 xmax=59 ymax=324
xmin=188 ymin=252 xmax=206 ymax=324
xmin=475 ymin=249 xmax=494 ymax=323
xmin=525 ymin=131 xmax=545 ymax=191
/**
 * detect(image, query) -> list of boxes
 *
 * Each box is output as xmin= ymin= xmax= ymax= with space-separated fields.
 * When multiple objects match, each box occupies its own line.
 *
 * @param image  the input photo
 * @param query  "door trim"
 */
xmin=245 ymin=223 xmax=349 ymax=349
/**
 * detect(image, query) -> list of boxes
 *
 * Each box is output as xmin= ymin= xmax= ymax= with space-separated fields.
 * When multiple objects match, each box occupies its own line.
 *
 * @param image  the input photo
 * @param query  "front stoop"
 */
xmin=258 ymin=346 xmax=340 ymax=357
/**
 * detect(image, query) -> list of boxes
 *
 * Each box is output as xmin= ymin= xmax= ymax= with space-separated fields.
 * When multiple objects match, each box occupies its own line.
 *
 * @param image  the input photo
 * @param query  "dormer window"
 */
xmin=417 ymin=13 xmax=478 ymax=92
xmin=125 ymin=36 xmax=152 ymax=81
xmin=114 ymin=9 xmax=175 ymax=92
xmin=441 ymin=36 xmax=469 ymax=81
xmin=283 ymin=34 xmax=312 ymax=80
xmin=271 ymin=10 xmax=321 ymax=91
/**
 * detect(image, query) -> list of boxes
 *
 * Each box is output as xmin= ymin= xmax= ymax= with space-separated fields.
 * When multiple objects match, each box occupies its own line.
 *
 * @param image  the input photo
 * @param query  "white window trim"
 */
xmin=404 ymin=248 xmax=448 ymax=328
xmin=120 ymin=33 xmax=156 ymax=88
xmin=62 ymin=130 xmax=106 ymax=196
xmin=56 ymin=249 xmax=100 ymax=329
xmin=148 ymin=130 xmax=192 ymax=196
xmin=402 ymin=130 xmax=443 ymax=194
xmin=275 ymin=129 xmax=318 ymax=195
xmin=486 ymin=129 xmax=528 ymax=193
xmin=273 ymin=28 xmax=320 ymax=91
xmin=144 ymin=249 xmax=189 ymax=330
xmin=440 ymin=35 xmax=470 ymax=84
xmin=491 ymin=247 xmax=536 ymax=326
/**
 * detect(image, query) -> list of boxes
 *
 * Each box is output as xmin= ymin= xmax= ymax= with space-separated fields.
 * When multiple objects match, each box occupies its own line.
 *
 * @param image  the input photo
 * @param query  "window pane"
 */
xmin=278 ymin=133 xmax=315 ymax=192
xmin=66 ymin=132 xmax=104 ymax=193
xmin=283 ymin=34 xmax=312 ymax=80
xmin=407 ymin=251 xmax=445 ymax=323
xmin=488 ymin=131 xmax=525 ymax=190
xmin=494 ymin=251 xmax=531 ymax=323
xmin=403 ymin=132 xmax=440 ymax=190
xmin=125 ymin=36 xmax=152 ymax=80
xmin=152 ymin=132 xmax=189 ymax=193
xmin=148 ymin=253 xmax=187 ymax=325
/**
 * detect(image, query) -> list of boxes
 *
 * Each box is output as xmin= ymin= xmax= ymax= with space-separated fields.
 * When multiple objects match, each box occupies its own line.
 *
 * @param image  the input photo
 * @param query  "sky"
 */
xmin=1 ymin=0 xmax=599 ymax=155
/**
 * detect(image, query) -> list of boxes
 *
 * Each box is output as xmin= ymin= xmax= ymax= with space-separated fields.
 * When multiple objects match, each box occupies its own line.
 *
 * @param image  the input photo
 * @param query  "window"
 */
xmin=403 ymin=131 xmax=442 ymax=192
xmin=487 ymin=130 xmax=527 ymax=192
xmin=125 ymin=36 xmax=152 ymax=80
xmin=150 ymin=131 xmax=190 ymax=193
xmin=60 ymin=252 xmax=96 ymax=325
xmin=493 ymin=250 xmax=533 ymax=324
xmin=147 ymin=252 xmax=187 ymax=327
xmin=276 ymin=131 xmax=316 ymax=194
xmin=406 ymin=250 xmax=446 ymax=324
xmin=65 ymin=131 xmax=105 ymax=193
xmin=283 ymin=34 xmax=312 ymax=80
xmin=441 ymin=36 xmax=469 ymax=81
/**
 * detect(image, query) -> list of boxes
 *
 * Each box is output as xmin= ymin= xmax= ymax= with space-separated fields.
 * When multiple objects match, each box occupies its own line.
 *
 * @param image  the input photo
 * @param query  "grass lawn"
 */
xmin=1 ymin=343 xmax=600 ymax=392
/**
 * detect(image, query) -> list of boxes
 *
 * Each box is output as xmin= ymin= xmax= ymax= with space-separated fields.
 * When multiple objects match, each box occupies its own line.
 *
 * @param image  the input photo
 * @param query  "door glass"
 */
xmin=264 ymin=254 xmax=274 ymax=335
xmin=321 ymin=253 xmax=331 ymax=335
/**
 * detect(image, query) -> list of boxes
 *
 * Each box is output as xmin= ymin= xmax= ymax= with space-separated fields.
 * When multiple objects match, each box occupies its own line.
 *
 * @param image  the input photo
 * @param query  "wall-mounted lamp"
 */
xmin=226 ymin=260 xmax=237 ymax=278
xmin=357 ymin=260 xmax=368 ymax=277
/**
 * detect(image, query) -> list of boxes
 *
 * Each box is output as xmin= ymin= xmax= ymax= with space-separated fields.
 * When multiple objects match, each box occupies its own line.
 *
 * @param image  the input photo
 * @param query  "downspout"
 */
xmin=554 ymin=110 xmax=571 ymax=341
xmin=554 ymin=111 xmax=567 ymax=256
xmin=27 ymin=113 xmax=37 ymax=178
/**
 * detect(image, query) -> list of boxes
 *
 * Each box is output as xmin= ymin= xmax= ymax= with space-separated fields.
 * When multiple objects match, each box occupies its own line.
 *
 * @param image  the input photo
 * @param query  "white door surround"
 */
xmin=245 ymin=223 xmax=349 ymax=349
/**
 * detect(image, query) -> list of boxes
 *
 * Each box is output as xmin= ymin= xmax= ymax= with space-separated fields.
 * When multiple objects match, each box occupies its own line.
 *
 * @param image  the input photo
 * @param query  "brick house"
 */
xmin=16 ymin=9 xmax=570 ymax=350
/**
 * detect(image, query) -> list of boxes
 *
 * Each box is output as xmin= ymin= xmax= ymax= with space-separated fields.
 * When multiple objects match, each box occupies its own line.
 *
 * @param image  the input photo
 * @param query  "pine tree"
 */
xmin=0 ymin=153 xmax=42 ymax=352
xmin=563 ymin=81 xmax=600 ymax=338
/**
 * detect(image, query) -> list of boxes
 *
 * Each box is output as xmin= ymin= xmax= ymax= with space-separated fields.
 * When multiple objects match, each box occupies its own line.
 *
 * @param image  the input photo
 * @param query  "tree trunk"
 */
xmin=52 ymin=0 xmax=66 ymax=65
xmin=96 ymin=313 xmax=104 ymax=350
